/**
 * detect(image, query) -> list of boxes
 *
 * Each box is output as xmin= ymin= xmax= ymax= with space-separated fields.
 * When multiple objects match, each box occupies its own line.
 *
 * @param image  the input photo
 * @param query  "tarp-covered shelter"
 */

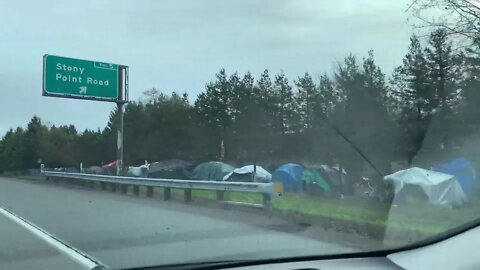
xmin=148 ymin=159 xmax=192 ymax=179
xmin=432 ymin=158 xmax=476 ymax=193
xmin=384 ymin=167 xmax=466 ymax=206
xmin=272 ymin=163 xmax=304 ymax=191
xmin=223 ymin=165 xmax=272 ymax=183
xmin=191 ymin=161 xmax=234 ymax=181
xmin=301 ymin=169 xmax=331 ymax=196
xmin=301 ymin=165 xmax=351 ymax=196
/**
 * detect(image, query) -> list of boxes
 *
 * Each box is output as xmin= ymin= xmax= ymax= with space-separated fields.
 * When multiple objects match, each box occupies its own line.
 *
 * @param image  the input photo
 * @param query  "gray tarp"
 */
xmin=384 ymin=167 xmax=466 ymax=206
xmin=191 ymin=161 xmax=234 ymax=181
xmin=148 ymin=159 xmax=192 ymax=179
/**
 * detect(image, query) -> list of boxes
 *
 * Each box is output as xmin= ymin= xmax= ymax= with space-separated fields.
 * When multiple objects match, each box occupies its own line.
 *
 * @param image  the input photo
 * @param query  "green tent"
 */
xmin=191 ymin=161 xmax=234 ymax=181
xmin=301 ymin=169 xmax=331 ymax=192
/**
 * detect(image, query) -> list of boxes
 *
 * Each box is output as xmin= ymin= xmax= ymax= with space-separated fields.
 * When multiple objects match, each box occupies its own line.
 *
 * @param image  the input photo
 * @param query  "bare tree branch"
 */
xmin=409 ymin=0 xmax=480 ymax=40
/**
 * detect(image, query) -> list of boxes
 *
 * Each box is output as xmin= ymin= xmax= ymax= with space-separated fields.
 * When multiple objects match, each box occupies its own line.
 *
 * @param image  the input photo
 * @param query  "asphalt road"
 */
xmin=0 ymin=177 xmax=358 ymax=269
xmin=0 ymin=211 xmax=90 ymax=270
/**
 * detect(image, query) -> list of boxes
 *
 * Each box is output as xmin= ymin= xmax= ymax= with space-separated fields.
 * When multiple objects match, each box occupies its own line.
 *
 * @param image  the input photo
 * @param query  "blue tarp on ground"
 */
xmin=272 ymin=163 xmax=305 ymax=192
xmin=433 ymin=158 xmax=476 ymax=193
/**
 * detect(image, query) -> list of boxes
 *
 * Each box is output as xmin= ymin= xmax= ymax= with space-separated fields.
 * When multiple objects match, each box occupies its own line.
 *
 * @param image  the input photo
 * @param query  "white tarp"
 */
xmin=127 ymin=165 xmax=148 ymax=177
xmin=223 ymin=165 xmax=272 ymax=182
xmin=384 ymin=167 xmax=466 ymax=206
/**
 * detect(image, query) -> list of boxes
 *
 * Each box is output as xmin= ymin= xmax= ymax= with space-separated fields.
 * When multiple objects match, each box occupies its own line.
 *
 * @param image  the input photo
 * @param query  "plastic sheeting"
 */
xmin=384 ymin=167 xmax=466 ymax=206
xmin=127 ymin=165 xmax=148 ymax=177
xmin=223 ymin=165 xmax=272 ymax=182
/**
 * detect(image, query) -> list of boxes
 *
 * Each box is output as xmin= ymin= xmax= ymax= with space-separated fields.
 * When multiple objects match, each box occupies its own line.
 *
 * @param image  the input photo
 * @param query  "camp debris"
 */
xmin=190 ymin=161 xmax=234 ymax=181
xmin=223 ymin=165 xmax=272 ymax=183
xmin=384 ymin=167 xmax=466 ymax=206
xmin=272 ymin=163 xmax=304 ymax=192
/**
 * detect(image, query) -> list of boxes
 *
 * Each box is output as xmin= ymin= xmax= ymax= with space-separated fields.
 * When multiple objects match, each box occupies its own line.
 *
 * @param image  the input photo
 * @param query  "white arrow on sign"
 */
xmin=79 ymin=86 xmax=87 ymax=95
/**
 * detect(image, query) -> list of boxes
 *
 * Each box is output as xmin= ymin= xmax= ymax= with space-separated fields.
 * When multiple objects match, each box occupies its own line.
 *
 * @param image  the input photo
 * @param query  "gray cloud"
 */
xmin=0 ymin=0 xmax=413 ymax=136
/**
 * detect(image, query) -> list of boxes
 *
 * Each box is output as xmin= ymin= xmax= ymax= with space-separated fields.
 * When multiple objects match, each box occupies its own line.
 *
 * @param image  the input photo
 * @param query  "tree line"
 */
xmin=2 ymin=29 xmax=480 ymax=185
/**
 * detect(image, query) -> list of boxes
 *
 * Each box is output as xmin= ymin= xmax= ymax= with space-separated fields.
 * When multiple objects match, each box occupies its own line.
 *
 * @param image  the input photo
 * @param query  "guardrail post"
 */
xmin=42 ymin=173 xmax=273 ymax=211
xmin=262 ymin=194 xmax=271 ymax=210
xmin=184 ymin=189 xmax=192 ymax=203
xmin=147 ymin=186 xmax=154 ymax=197
xmin=164 ymin=188 xmax=171 ymax=200
xmin=216 ymin=191 xmax=224 ymax=201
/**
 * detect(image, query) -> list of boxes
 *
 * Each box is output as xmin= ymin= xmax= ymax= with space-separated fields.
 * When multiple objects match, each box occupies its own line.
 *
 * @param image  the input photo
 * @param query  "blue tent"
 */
xmin=433 ymin=158 xmax=476 ymax=193
xmin=272 ymin=163 xmax=304 ymax=192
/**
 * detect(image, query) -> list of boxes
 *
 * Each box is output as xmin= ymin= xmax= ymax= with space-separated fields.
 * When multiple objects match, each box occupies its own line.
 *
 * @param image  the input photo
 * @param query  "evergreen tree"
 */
xmin=425 ymin=29 xmax=459 ymax=111
xmin=316 ymin=74 xmax=337 ymax=120
xmin=273 ymin=73 xmax=297 ymax=136
xmin=295 ymin=72 xmax=317 ymax=131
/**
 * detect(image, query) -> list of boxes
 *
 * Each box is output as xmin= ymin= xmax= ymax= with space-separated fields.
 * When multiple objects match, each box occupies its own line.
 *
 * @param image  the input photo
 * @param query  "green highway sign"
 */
xmin=43 ymin=55 xmax=123 ymax=102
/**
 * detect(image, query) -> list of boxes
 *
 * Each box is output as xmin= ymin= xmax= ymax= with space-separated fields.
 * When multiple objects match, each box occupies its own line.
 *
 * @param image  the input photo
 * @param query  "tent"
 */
xmin=384 ymin=167 xmax=466 ymax=206
xmin=272 ymin=163 xmax=304 ymax=192
xmin=301 ymin=169 xmax=331 ymax=196
xmin=303 ymin=165 xmax=351 ymax=195
xmin=190 ymin=161 xmax=234 ymax=181
xmin=223 ymin=165 xmax=272 ymax=183
xmin=148 ymin=159 xmax=192 ymax=179
xmin=432 ymin=158 xmax=477 ymax=193
xmin=319 ymin=165 xmax=347 ymax=187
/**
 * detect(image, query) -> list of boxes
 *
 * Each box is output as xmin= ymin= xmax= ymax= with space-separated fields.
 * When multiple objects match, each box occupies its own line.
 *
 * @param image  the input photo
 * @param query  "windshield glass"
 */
xmin=1 ymin=0 xmax=480 ymax=269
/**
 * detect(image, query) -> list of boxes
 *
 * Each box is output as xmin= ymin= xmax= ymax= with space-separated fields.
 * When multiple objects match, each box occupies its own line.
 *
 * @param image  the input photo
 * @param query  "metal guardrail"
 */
xmin=42 ymin=171 xmax=282 ymax=208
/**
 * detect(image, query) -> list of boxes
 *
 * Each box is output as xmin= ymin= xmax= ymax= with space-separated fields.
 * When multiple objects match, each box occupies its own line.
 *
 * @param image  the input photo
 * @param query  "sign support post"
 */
xmin=116 ymin=102 xmax=124 ymax=176
xmin=43 ymin=55 xmax=129 ymax=176
xmin=116 ymin=66 xmax=128 ymax=176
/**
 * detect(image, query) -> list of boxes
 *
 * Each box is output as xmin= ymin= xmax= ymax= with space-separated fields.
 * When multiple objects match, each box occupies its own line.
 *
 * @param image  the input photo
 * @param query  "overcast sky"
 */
xmin=0 ymin=0 xmax=414 ymax=137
